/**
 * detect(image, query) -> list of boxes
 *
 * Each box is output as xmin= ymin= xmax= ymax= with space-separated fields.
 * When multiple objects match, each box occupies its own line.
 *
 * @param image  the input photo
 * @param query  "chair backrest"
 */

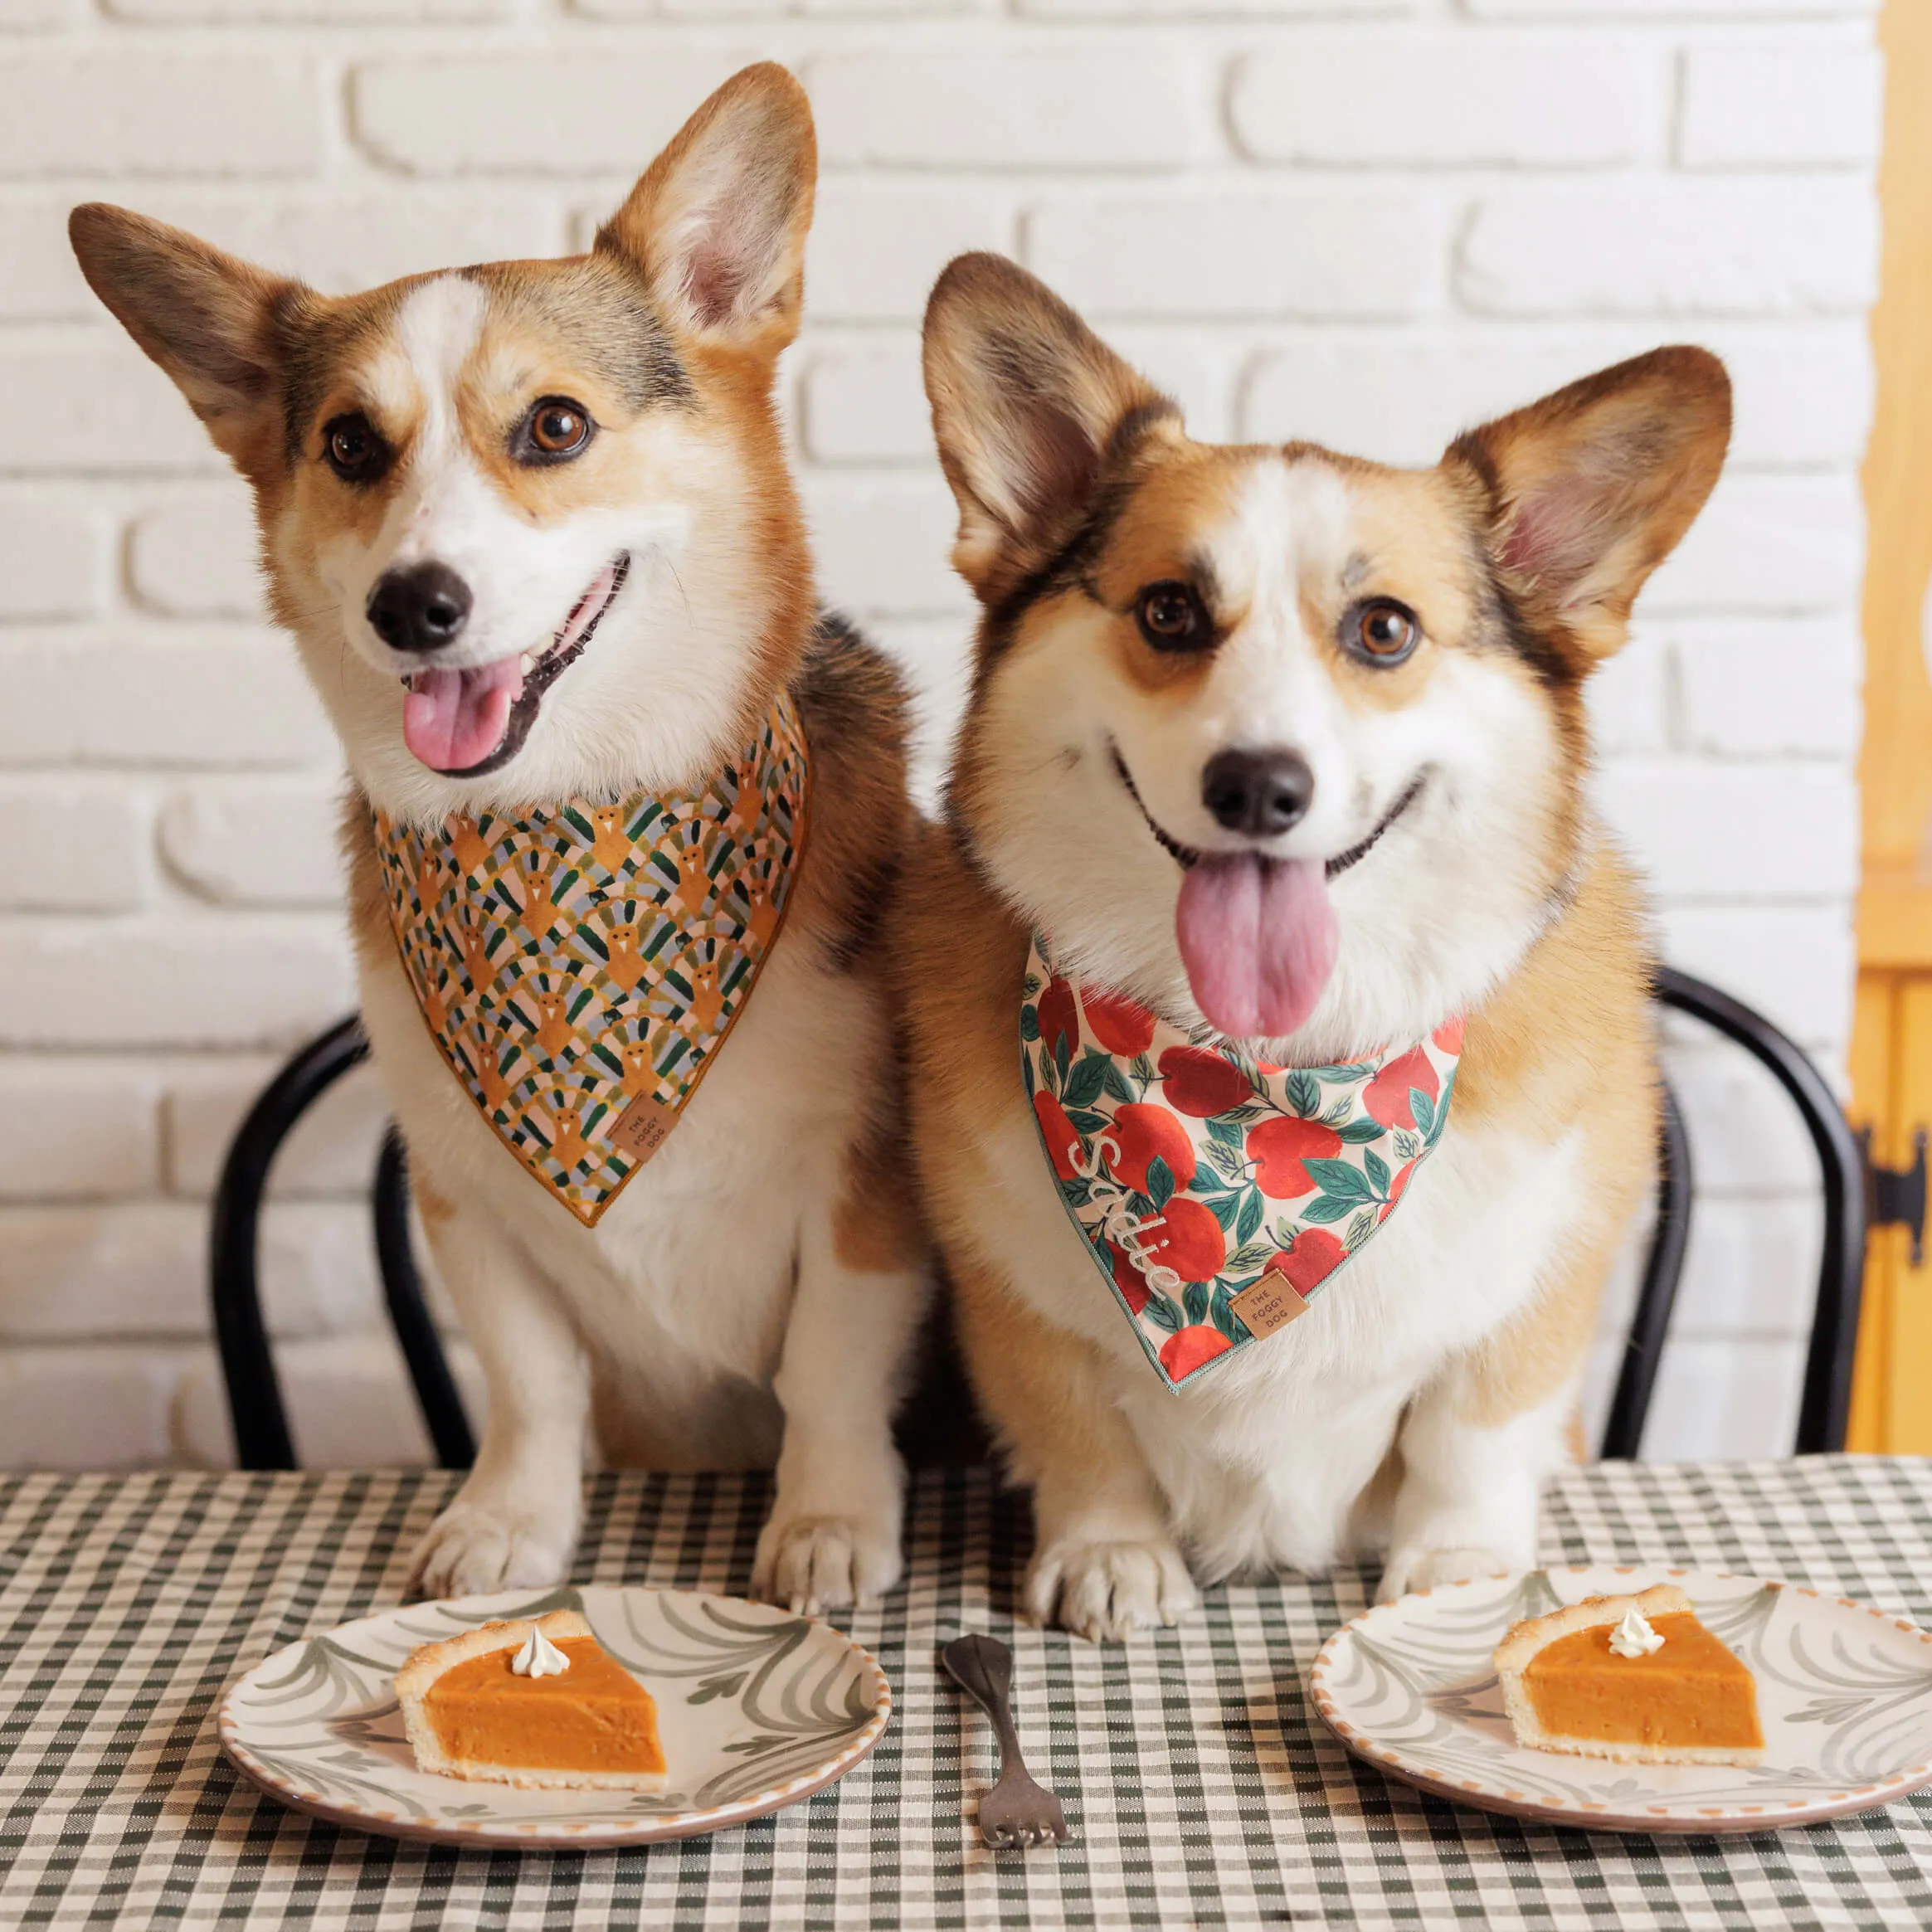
xmin=1600 ymin=968 xmax=1866 ymax=1459
xmin=212 ymin=971 xmax=1866 ymax=1471
xmin=209 ymin=1017 xmax=473 ymax=1471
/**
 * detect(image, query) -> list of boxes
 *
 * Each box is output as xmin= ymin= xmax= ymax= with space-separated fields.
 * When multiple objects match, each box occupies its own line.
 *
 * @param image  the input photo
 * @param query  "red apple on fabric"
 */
xmin=1246 ymin=1116 xmax=1342 ymax=1199
xmin=1146 ymin=1196 xmax=1225 ymax=1282
xmin=1034 ymin=1091 xmax=1081 ymax=1180
xmin=1364 ymin=1045 xmax=1439 ymax=1129
xmin=1263 ymin=1227 xmax=1346 ymax=1293
xmin=1160 ymin=1323 xmax=1232 ymax=1380
xmin=1433 ymin=1015 xmax=1465 ymax=1055
xmin=1036 ymin=976 xmax=1079 ymax=1061
xmin=1157 ymin=1046 xmax=1251 ymax=1118
xmin=1104 ymin=1102 xmax=1197 ymax=1193
xmin=1081 ymin=985 xmax=1156 ymax=1057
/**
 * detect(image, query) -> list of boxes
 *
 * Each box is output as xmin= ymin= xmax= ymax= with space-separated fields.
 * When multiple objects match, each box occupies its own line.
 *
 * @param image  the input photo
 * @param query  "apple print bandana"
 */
xmin=372 ymin=695 xmax=809 ymax=1226
xmin=1020 ymin=933 xmax=1462 ymax=1390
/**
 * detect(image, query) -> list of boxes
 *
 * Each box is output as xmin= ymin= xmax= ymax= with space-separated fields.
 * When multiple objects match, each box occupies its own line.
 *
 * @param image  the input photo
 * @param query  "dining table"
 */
xmin=2 ymin=1456 xmax=1930 ymax=1929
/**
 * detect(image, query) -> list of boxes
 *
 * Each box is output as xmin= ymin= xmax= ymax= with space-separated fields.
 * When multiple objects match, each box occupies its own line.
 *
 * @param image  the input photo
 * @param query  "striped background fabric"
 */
xmin=2 ymin=1460 xmax=1930 ymax=1929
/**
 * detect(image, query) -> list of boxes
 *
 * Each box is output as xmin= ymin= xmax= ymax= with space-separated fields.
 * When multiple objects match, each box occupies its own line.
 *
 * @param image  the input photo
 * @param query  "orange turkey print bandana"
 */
xmin=372 ymin=696 xmax=809 ymax=1225
xmin=1020 ymin=933 xmax=1462 ymax=1390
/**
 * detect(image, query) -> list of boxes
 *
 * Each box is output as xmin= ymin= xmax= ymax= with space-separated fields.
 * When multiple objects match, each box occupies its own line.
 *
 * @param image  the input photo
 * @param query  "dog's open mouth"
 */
xmin=401 ymin=554 xmax=630 ymax=777
xmin=1110 ymin=742 xmax=1424 ymax=1041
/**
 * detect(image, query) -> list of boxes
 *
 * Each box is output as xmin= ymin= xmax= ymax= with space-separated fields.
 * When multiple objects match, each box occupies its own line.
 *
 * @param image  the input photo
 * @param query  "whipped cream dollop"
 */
xmin=1608 ymin=1606 xmax=1666 ymax=1658
xmin=509 ymin=1625 xmax=571 ymax=1678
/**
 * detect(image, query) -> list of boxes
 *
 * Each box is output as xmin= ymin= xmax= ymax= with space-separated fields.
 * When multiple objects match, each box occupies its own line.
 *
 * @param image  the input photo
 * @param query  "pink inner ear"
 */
xmin=1499 ymin=477 xmax=1600 ymax=590
xmin=683 ymin=240 xmax=746 ymax=329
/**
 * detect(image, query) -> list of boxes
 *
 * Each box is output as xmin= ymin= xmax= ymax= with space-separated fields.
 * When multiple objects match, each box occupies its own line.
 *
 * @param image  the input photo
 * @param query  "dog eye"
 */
xmin=1344 ymin=599 xmax=1419 ymax=665
xmin=518 ymin=397 xmax=594 ymax=464
xmin=323 ymin=412 xmax=385 ymax=484
xmin=1135 ymin=582 xmax=1209 ymax=651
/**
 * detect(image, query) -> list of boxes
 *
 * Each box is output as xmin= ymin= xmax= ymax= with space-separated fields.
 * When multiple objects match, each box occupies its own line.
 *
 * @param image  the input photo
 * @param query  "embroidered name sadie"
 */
xmin=372 ymin=695 xmax=810 ymax=1226
xmin=1019 ymin=933 xmax=1462 ymax=1389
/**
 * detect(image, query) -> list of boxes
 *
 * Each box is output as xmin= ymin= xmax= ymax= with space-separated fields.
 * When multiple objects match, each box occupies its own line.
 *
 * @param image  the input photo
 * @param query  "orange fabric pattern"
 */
xmin=371 ymin=696 xmax=810 ymax=1224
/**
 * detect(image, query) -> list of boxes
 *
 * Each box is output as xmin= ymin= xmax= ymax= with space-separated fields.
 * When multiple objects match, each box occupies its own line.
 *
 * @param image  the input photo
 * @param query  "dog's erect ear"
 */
xmin=922 ymin=252 xmax=1175 ymax=602
xmin=597 ymin=63 xmax=815 ymax=354
xmin=1448 ymin=346 xmax=1731 ymax=659
xmin=69 ymin=203 xmax=295 ymax=465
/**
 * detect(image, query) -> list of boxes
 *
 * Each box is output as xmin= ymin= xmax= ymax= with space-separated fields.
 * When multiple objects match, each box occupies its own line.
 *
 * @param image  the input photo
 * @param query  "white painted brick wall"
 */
xmin=0 ymin=0 xmax=1878 ymax=1470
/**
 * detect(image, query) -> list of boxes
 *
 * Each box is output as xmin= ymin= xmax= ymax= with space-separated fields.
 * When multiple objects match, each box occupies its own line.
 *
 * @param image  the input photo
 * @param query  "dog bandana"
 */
xmin=1020 ymin=934 xmax=1462 ymax=1389
xmin=372 ymin=696 xmax=809 ymax=1225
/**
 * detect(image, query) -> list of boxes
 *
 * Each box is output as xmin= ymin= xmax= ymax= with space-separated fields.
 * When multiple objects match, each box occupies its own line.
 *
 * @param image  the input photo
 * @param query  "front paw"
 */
xmin=1028 ymin=1537 xmax=1199 ymax=1642
xmin=407 ymin=1496 xmax=577 ymax=1599
xmin=753 ymin=1510 xmax=904 ymax=1616
xmin=1377 ymin=1544 xmax=1512 ymax=1604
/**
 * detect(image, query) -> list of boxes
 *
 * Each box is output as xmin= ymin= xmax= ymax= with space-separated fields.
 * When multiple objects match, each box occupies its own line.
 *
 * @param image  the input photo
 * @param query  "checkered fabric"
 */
xmin=2 ymin=1460 xmax=1931 ymax=1929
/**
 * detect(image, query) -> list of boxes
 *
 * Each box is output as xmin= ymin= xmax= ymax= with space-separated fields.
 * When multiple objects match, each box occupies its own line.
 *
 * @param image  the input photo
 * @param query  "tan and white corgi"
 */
xmin=899 ymin=253 xmax=1729 ymax=1638
xmin=72 ymin=65 xmax=927 ymax=1611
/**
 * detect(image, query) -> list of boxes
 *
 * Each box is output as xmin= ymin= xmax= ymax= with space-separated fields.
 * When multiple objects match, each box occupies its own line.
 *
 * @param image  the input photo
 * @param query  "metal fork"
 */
xmin=939 ymin=1633 xmax=1071 ymax=1850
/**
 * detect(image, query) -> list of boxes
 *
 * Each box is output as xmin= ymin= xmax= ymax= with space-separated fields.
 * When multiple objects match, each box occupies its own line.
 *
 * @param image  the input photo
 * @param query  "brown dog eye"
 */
xmin=519 ymin=397 xmax=593 ymax=463
xmin=323 ymin=412 xmax=385 ymax=484
xmin=1346 ymin=598 xmax=1419 ymax=665
xmin=1135 ymin=581 xmax=1209 ymax=652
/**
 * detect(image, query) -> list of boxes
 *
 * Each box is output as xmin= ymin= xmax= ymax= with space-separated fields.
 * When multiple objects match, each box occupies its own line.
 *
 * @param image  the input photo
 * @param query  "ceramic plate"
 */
xmin=219 ymin=1584 xmax=890 ymax=1847
xmin=1311 ymin=1565 xmax=1932 ymax=1832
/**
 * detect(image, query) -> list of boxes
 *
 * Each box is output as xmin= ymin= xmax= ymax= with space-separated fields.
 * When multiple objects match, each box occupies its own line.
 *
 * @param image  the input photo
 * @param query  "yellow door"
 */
xmin=1847 ymin=1 xmax=1932 ymax=1452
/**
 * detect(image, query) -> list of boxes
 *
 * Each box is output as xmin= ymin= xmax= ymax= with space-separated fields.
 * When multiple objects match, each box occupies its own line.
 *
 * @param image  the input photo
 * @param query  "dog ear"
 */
xmin=597 ymin=62 xmax=815 ymax=354
xmin=68 ymin=203 xmax=294 ymax=466
xmin=1448 ymin=346 xmax=1731 ymax=659
xmin=922 ymin=252 xmax=1176 ymax=602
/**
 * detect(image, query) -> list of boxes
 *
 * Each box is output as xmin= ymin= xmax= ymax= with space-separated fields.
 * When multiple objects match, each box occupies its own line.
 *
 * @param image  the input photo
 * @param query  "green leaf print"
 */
xmin=1141 ymin=1292 xmax=1182 ymax=1334
xmin=1363 ymin=1147 xmax=1391 ymax=1195
xmin=1336 ymin=1118 xmax=1385 ymax=1145
xmin=1054 ymin=1032 xmax=1072 ymax=1087
xmin=1099 ymin=1057 xmax=1137 ymax=1104
xmin=1346 ymin=1206 xmax=1377 ymax=1251
xmin=1131 ymin=1053 xmax=1157 ymax=1088
xmin=1183 ymin=1281 xmax=1209 ymax=1327
xmin=1146 ymin=1156 xmax=1175 ymax=1210
xmin=1302 ymin=1158 xmax=1375 ymax=1202
xmin=1391 ymin=1128 xmax=1423 ymax=1161
xmin=1063 ymin=1050 xmax=1110 ymax=1109
xmin=1235 ymin=1190 xmax=1264 ymax=1245
xmin=1020 ymin=1005 xmax=1041 ymax=1043
xmin=1302 ymin=1195 xmax=1355 ymax=1224
xmin=1205 ymin=1114 xmax=1246 ymax=1151
xmin=1202 ymin=1192 xmax=1243 ymax=1231
xmin=1285 ymin=1070 xmax=1321 ymax=1118
xmin=1409 ymin=1088 xmax=1435 ymax=1138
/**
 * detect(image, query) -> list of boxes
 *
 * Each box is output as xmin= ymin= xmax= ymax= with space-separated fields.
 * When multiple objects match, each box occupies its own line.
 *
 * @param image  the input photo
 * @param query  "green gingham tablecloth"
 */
xmin=3 ymin=1461 xmax=1932 ymax=1929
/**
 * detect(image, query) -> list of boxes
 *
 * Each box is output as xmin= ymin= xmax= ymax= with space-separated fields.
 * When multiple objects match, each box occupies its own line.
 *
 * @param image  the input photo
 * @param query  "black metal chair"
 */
xmin=209 ymin=968 xmax=1869 ymax=1472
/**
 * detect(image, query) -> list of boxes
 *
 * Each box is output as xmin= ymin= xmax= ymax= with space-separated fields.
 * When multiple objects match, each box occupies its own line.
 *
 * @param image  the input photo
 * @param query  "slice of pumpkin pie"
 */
xmin=395 ymin=1609 xmax=668 ymax=1790
xmin=1494 ymin=1584 xmax=1763 ymax=1766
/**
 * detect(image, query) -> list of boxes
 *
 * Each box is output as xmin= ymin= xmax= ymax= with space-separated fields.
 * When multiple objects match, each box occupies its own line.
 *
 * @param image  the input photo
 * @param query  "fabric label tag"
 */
xmin=608 ymin=1095 xmax=678 ymax=1163
xmin=1228 ymin=1276 xmax=1311 ymax=1341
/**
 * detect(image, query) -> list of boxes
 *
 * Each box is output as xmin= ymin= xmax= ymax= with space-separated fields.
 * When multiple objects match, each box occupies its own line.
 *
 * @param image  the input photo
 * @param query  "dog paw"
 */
xmin=1028 ymin=1537 xmax=1199 ymax=1642
xmin=1377 ymin=1544 xmax=1512 ymax=1604
xmin=752 ymin=1511 xmax=903 ymax=1616
xmin=407 ymin=1499 xmax=576 ymax=1599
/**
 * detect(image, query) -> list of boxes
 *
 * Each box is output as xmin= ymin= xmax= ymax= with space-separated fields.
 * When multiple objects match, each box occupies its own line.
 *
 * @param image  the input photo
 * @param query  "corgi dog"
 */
xmin=898 ymin=253 xmax=1729 ymax=1639
xmin=71 ymin=65 xmax=927 ymax=1611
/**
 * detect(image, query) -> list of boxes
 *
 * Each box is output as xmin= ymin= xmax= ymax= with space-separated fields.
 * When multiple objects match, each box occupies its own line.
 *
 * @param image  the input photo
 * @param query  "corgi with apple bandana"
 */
xmin=1022 ymin=935 xmax=1462 ymax=1389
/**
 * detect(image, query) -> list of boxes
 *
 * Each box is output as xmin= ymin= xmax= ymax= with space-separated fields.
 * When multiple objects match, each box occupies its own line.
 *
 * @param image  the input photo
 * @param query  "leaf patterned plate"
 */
xmin=1311 ymin=1565 xmax=1932 ymax=1833
xmin=219 ymin=1584 xmax=890 ymax=1847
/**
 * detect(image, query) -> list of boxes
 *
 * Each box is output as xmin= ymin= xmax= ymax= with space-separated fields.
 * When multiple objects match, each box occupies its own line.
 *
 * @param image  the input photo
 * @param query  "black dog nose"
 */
xmin=1201 ymin=747 xmax=1315 ymax=838
xmin=366 ymin=562 xmax=472 ymax=654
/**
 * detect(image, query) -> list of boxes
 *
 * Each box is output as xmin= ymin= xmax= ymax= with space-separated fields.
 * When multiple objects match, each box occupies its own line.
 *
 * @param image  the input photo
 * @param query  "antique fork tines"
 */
xmin=940 ymin=1633 xmax=1071 ymax=1850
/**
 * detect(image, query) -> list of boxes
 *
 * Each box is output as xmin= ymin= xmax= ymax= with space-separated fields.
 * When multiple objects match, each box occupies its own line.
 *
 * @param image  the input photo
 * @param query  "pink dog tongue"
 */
xmin=402 ymin=659 xmax=524 ymax=772
xmin=1176 ymin=854 xmax=1339 ymax=1040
